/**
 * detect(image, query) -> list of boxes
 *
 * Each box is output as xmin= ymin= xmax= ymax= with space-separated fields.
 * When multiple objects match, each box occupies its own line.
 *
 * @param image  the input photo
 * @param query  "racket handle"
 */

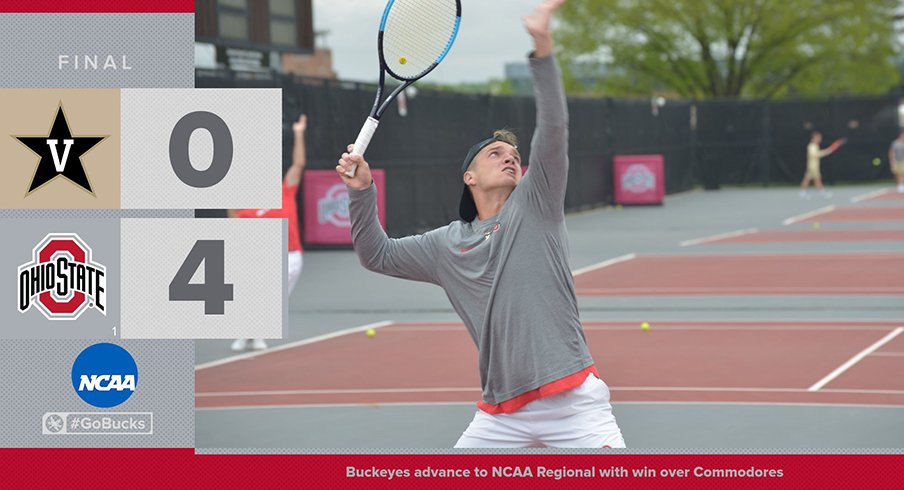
xmin=347 ymin=117 xmax=380 ymax=177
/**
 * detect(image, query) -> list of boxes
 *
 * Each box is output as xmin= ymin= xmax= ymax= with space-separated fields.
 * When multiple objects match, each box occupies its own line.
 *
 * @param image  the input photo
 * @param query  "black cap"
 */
xmin=459 ymin=137 xmax=498 ymax=222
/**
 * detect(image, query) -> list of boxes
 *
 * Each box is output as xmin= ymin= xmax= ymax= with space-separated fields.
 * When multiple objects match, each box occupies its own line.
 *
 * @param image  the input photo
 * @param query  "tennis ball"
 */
xmin=640 ymin=322 xmax=650 ymax=332
xmin=366 ymin=328 xmax=376 ymax=338
xmin=812 ymin=222 xmax=821 ymax=230
xmin=873 ymin=158 xmax=881 ymax=166
xmin=399 ymin=57 xmax=407 ymax=65
xmin=616 ymin=204 xmax=623 ymax=210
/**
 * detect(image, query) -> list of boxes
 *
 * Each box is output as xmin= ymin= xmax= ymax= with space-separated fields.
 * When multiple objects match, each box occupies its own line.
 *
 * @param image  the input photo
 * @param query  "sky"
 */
xmin=311 ymin=0 xmax=542 ymax=84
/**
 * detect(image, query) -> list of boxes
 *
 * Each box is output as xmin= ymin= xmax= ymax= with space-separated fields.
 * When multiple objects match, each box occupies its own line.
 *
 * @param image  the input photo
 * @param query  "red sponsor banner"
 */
xmin=2 ymin=450 xmax=903 ymax=489
xmin=613 ymin=154 xmax=665 ymax=205
xmin=0 ymin=1 xmax=194 ymax=13
xmin=303 ymin=169 xmax=386 ymax=245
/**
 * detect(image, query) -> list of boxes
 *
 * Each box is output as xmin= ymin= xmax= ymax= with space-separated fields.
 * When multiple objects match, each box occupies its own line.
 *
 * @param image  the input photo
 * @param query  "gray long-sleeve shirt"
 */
xmin=347 ymin=54 xmax=593 ymax=405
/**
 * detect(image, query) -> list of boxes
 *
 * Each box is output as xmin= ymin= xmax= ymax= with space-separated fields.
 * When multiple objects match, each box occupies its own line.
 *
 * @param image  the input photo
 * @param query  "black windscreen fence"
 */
xmin=196 ymin=70 xmax=899 ymax=242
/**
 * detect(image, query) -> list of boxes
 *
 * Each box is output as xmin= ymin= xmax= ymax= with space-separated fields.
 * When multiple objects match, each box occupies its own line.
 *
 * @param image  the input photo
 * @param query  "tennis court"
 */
xmin=195 ymin=185 xmax=904 ymax=449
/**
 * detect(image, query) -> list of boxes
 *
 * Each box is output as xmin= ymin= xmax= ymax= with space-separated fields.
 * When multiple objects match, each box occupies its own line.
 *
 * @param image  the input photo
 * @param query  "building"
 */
xmin=503 ymin=62 xmax=533 ymax=95
xmin=194 ymin=0 xmax=336 ymax=78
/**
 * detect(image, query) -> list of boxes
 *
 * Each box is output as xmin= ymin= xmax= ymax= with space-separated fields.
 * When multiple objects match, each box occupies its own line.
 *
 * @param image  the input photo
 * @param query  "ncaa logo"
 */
xmin=17 ymin=233 xmax=106 ymax=320
xmin=317 ymin=184 xmax=350 ymax=227
xmin=71 ymin=343 xmax=138 ymax=408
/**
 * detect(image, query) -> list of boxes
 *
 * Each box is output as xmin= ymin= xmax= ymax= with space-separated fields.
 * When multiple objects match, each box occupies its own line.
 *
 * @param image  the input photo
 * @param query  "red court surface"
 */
xmin=572 ymin=253 xmax=904 ymax=296
xmin=797 ymin=207 xmax=904 ymax=223
xmin=699 ymin=229 xmax=904 ymax=245
xmin=195 ymin=321 xmax=904 ymax=409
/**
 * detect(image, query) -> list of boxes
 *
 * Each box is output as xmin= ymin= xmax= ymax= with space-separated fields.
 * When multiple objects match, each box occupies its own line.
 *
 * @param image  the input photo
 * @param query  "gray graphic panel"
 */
xmin=120 ymin=89 xmax=282 ymax=209
xmin=0 ymin=219 xmax=120 ymax=339
xmin=0 ymin=339 xmax=193 ymax=447
xmin=0 ymin=14 xmax=193 ymax=88
xmin=121 ymin=218 xmax=284 ymax=339
xmin=0 ymin=210 xmax=192 ymax=219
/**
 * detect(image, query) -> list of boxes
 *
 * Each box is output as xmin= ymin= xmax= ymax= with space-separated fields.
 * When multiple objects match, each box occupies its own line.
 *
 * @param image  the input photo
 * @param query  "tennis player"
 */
xmin=230 ymin=114 xmax=306 ymax=351
xmin=800 ymin=131 xmax=844 ymax=199
xmin=337 ymin=0 xmax=624 ymax=448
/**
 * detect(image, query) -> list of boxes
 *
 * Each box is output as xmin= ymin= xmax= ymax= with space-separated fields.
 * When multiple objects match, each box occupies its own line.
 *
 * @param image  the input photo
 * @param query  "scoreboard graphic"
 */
xmin=0 ymin=1 xmax=282 ymax=449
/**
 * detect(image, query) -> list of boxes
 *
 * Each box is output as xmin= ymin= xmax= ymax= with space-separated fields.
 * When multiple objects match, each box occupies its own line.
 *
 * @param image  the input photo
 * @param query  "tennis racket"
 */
xmin=345 ymin=0 xmax=462 ymax=177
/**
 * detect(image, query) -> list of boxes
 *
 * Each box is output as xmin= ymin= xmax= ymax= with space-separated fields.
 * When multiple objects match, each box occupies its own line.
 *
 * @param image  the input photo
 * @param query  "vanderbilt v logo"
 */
xmin=47 ymin=139 xmax=74 ymax=172
xmin=14 ymin=103 xmax=106 ymax=196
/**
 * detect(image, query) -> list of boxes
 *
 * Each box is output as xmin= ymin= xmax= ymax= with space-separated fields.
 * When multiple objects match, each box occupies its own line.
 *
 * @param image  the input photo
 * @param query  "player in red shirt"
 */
xmin=229 ymin=114 xmax=306 ymax=351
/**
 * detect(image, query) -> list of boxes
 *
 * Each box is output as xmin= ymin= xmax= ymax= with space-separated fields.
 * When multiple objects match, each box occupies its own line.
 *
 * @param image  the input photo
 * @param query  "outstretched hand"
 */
xmin=292 ymin=114 xmax=307 ymax=134
xmin=522 ymin=0 xmax=567 ymax=57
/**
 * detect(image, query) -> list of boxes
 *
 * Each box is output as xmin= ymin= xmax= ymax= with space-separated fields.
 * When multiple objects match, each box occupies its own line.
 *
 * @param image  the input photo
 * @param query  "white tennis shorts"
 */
xmin=454 ymin=374 xmax=626 ymax=448
xmin=288 ymin=251 xmax=303 ymax=293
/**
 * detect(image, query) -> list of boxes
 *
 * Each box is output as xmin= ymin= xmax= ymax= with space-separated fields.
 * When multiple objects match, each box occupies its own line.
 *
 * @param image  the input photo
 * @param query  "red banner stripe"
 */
xmin=0 ymin=1 xmax=194 ymax=13
xmin=3 ymin=450 xmax=903 ymax=489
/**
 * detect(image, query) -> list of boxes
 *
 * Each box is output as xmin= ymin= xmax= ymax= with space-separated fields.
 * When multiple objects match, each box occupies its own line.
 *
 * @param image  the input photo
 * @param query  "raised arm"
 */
xmin=818 ymin=138 xmax=845 ymax=158
xmin=523 ymin=0 xmax=566 ymax=58
xmin=284 ymin=114 xmax=307 ymax=187
xmin=337 ymin=146 xmax=441 ymax=285
xmin=520 ymin=0 xmax=569 ymax=220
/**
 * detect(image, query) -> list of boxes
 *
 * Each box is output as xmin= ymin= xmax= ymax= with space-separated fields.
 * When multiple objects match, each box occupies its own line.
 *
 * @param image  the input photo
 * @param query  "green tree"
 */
xmin=556 ymin=0 xmax=901 ymax=98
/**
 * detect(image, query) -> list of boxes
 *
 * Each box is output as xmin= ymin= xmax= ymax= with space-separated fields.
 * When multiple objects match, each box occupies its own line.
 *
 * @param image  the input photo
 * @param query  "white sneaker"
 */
xmin=799 ymin=191 xmax=810 ymax=199
xmin=230 ymin=339 xmax=248 ymax=352
xmin=897 ymin=184 xmax=904 ymax=193
xmin=250 ymin=339 xmax=268 ymax=350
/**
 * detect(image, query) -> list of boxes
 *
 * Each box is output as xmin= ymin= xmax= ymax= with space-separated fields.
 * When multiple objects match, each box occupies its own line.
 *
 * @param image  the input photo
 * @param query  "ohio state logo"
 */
xmin=17 ymin=233 xmax=106 ymax=320
xmin=622 ymin=163 xmax=656 ymax=193
xmin=317 ymin=184 xmax=350 ymax=227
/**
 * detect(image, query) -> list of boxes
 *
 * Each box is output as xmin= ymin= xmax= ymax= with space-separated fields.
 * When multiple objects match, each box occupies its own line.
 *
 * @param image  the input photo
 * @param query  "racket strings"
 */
xmin=384 ymin=4 xmax=455 ymax=71
xmin=382 ymin=0 xmax=459 ymax=79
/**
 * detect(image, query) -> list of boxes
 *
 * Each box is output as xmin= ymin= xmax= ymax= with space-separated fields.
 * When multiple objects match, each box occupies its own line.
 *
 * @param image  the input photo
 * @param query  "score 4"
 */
xmin=121 ymin=218 xmax=284 ymax=339
xmin=169 ymin=240 xmax=233 ymax=315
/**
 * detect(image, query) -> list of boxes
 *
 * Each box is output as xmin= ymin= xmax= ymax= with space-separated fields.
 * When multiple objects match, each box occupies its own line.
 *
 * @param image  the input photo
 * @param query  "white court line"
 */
xmin=571 ymin=253 xmax=636 ymax=277
xmin=386 ymin=321 xmax=901 ymax=333
xmin=384 ymin=326 xmax=464 ymax=332
xmin=195 ymin=400 xmax=904 ymax=411
xmin=782 ymin=205 xmax=835 ymax=225
xmin=614 ymin=386 xmax=904 ymax=395
xmin=196 ymin=401 xmax=477 ymax=411
xmin=385 ymin=325 xmax=897 ymax=333
xmin=197 ymin=387 xmax=480 ymax=397
xmin=680 ymin=228 xmax=759 ymax=247
xmin=868 ymin=352 xmax=904 ymax=357
xmin=396 ymin=319 xmax=904 ymax=326
xmin=818 ymin=388 xmax=904 ymax=395
xmin=582 ymin=326 xmax=895 ymax=332
xmin=194 ymin=320 xmax=394 ymax=371
xmin=609 ymin=400 xmax=904 ymax=408
xmin=850 ymin=188 xmax=890 ymax=203
xmin=576 ymin=286 xmax=904 ymax=294
xmin=808 ymin=327 xmax=904 ymax=392
xmin=200 ymin=323 xmax=899 ymax=337
xmin=196 ymin=385 xmax=904 ymax=398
